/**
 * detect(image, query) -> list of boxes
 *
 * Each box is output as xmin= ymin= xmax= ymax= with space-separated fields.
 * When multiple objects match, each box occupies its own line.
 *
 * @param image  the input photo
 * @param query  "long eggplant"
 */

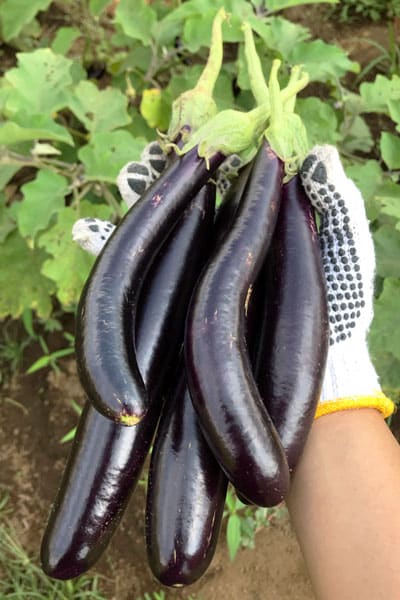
xmin=41 ymin=184 xmax=216 ymax=580
xmin=75 ymin=148 xmax=224 ymax=425
xmin=145 ymin=366 xmax=228 ymax=587
xmin=185 ymin=140 xmax=290 ymax=507
xmin=254 ymin=175 xmax=329 ymax=473
xmin=143 ymin=179 xmax=252 ymax=587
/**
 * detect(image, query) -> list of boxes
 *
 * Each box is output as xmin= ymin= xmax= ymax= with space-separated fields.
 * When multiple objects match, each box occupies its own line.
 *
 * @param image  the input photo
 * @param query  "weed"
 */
xmin=223 ymin=487 xmax=288 ymax=560
xmin=0 ymin=495 xmax=108 ymax=599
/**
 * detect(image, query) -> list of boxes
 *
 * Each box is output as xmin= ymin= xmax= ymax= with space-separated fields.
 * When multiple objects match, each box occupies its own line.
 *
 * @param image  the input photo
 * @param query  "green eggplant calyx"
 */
xmin=178 ymin=103 xmax=269 ymax=168
xmin=265 ymin=59 xmax=310 ymax=180
xmin=167 ymin=8 xmax=227 ymax=144
xmin=242 ymin=21 xmax=270 ymax=108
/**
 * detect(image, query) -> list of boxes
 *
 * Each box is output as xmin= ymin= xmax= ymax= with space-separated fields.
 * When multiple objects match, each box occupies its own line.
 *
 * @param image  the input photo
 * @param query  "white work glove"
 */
xmin=300 ymin=145 xmax=394 ymax=419
xmin=72 ymin=141 xmax=167 ymax=256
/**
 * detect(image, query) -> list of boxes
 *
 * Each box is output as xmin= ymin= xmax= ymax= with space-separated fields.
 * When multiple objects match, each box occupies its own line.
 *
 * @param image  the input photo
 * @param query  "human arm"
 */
xmin=287 ymin=409 xmax=400 ymax=600
xmin=286 ymin=145 xmax=397 ymax=600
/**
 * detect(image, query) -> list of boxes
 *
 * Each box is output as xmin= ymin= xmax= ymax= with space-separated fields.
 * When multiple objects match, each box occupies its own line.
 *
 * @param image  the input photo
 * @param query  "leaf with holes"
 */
xmin=4 ymin=49 xmax=76 ymax=116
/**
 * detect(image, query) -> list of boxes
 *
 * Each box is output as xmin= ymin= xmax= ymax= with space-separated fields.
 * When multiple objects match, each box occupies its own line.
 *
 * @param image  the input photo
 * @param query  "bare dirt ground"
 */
xmin=0 ymin=359 xmax=314 ymax=600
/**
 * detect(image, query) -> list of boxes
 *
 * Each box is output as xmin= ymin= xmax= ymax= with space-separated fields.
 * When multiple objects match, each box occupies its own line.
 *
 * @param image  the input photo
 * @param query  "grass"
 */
xmin=0 ymin=494 xmax=107 ymax=600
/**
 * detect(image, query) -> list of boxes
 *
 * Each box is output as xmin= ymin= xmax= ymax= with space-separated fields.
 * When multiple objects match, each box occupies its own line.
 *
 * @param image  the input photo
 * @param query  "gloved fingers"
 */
xmin=140 ymin=140 xmax=168 ymax=180
xmin=116 ymin=161 xmax=154 ymax=209
xmin=117 ymin=140 xmax=168 ymax=209
xmin=300 ymin=145 xmax=375 ymax=345
xmin=72 ymin=217 xmax=115 ymax=257
xmin=73 ymin=140 xmax=168 ymax=256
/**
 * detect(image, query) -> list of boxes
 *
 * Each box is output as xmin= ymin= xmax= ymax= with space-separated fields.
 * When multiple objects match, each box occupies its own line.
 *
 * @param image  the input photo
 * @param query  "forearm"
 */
xmin=287 ymin=409 xmax=400 ymax=600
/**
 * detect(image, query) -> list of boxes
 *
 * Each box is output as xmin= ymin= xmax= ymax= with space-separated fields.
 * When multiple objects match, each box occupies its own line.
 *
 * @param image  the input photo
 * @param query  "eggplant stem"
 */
xmin=242 ymin=22 xmax=270 ymax=107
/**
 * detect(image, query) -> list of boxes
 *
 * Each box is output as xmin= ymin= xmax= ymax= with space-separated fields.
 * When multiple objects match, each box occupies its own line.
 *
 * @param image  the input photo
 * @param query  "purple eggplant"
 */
xmin=41 ymin=185 xmax=216 ymax=580
xmin=75 ymin=148 xmax=224 ymax=425
xmin=185 ymin=140 xmax=290 ymax=507
xmin=254 ymin=175 xmax=329 ymax=473
xmin=145 ymin=366 xmax=227 ymax=587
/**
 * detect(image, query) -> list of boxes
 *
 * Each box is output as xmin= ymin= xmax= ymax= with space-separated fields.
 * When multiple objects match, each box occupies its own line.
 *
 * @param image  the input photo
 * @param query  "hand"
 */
xmin=72 ymin=141 xmax=167 ymax=257
xmin=300 ymin=145 xmax=394 ymax=419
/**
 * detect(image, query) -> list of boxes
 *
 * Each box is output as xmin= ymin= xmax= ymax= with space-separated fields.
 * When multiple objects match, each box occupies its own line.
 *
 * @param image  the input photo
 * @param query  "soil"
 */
xmin=0 ymin=5 xmax=396 ymax=600
xmin=0 ymin=357 xmax=314 ymax=600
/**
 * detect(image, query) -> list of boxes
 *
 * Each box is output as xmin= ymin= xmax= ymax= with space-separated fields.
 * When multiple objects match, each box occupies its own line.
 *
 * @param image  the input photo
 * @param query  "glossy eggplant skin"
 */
xmin=41 ymin=185 xmax=216 ymax=581
xmin=75 ymin=148 xmax=224 ymax=424
xmin=185 ymin=141 xmax=290 ymax=507
xmin=213 ymin=163 xmax=251 ymax=245
xmin=255 ymin=175 xmax=329 ymax=473
xmin=146 ymin=367 xmax=228 ymax=587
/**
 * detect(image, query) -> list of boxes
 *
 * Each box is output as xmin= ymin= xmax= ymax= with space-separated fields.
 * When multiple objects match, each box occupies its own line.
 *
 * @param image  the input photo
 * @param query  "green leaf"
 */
xmin=259 ymin=16 xmax=310 ymax=59
xmin=4 ymin=49 xmax=76 ymax=116
xmin=182 ymin=12 xmax=217 ymax=53
xmin=114 ymin=0 xmax=157 ymax=45
xmin=376 ymin=181 xmax=400 ymax=222
xmin=89 ymin=0 xmax=111 ymax=16
xmin=370 ymin=351 xmax=400 ymax=394
xmin=369 ymin=278 xmax=400 ymax=363
xmin=226 ymin=514 xmax=241 ymax=561
xmin=78 ymin=130 xmax=146 ymax=183
xmin=38 ymin=202 xmax=113 ymax=309
xmin=68 ymin=80 xmax=131 ymax=134
xmin=51 ymin=26 xmax=81 ymax=55
xmin=289 ymin=40 xmax=359 ymax=82
xmin=266 ymin=0 xmax=338 ymax=9
xmin=0 ymin=116 xmax=73 ymax=146
xmin=60 ymin=426 xmax=77 ymax=444
xmin=345 ymin=160 xmax=382 ymax=221
xmin=15 ymin=170 xmax=68 ymax=243
xmin=0 ymin=165 xmax=19 ymax=189
xmin=380 ymin=132 xmax=400 ymax=171
xmin=182 ymin=9 xmax=244 ymax=52
xmin=0 ymin=0 xmax=52 ymax=42
xmin=225 ymin=488 xmax=236 ymax=513
xmin=388 ymin=99 xmax=400 ymax=131
xmin=0 ymin=230 xmax=55 ymax=318
xmin=340 ymin=115 xmax=373 ymax=154
xmin=296 ymin=98 xmax=339 ymax=146
xmin=0 ymin=194 xmax=16 ymax=243
xmin=374 ymin=225 xmax=400 ymax=278
xmin=360 ymin=74 xmax=400 ymax=114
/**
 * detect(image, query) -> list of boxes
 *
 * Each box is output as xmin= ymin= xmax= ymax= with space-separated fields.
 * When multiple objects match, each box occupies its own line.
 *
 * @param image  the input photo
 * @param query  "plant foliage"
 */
xmin=0 ymin=0 xmax=399 ymax=396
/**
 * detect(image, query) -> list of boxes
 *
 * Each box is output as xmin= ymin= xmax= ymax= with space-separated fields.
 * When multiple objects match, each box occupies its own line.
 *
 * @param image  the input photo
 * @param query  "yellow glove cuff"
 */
xmin=315 ymin=391 xmax=395 ymax=420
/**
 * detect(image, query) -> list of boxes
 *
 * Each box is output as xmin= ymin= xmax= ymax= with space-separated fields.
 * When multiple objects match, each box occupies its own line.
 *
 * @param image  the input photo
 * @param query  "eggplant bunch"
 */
xmin=41 ymin=16 xmax=330 ymax=590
